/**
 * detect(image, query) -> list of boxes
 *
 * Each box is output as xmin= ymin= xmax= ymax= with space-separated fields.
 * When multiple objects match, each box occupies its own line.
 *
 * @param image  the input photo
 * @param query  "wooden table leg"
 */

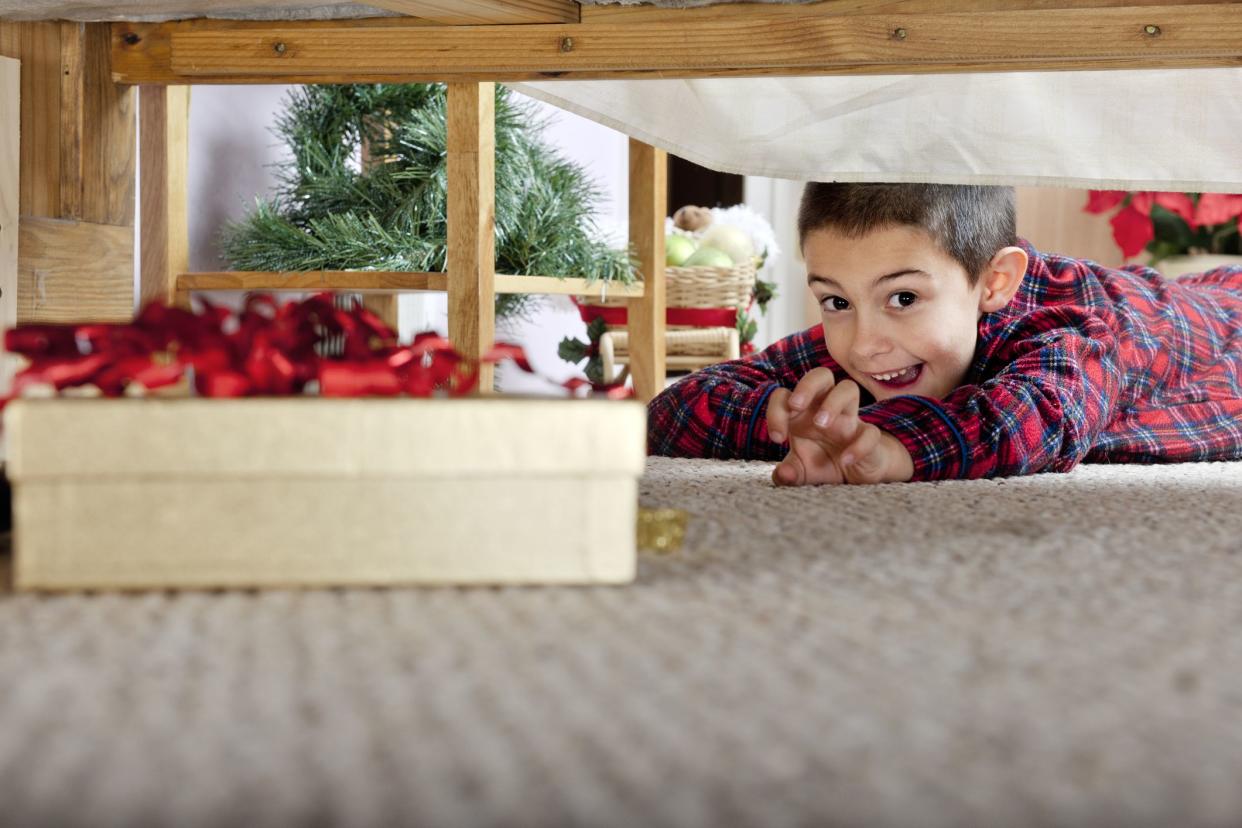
xmin=627 ymin=139 xmax=667 ymax=403
xmin=447 ymin=82 xmax=496 ymax=393
xmin=0 ymin=56 xmax=17 ymax=399
xmin=139 ymin=84 xmax=189 ymax=310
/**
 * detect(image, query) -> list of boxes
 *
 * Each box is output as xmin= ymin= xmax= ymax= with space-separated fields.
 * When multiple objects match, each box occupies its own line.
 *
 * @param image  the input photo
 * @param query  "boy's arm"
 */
xmin=857 ymin=307 xmax=1123 ymax=480
xmin=647 ymin=326 xmax=835 ymax=459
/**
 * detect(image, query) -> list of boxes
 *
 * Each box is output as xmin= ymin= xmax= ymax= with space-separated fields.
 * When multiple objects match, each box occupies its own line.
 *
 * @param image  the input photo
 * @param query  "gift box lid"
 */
xmin=4 ymin=397 xmax=647 ymax=480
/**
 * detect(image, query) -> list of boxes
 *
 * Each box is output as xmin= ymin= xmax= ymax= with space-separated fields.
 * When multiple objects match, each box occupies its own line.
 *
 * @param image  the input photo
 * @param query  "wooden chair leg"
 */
xmin=626 ymin=139 xmax=667 ymax=403
xmin=446 ymin=82 xmax=496 ymax=393
xmin=139 ymin=85 xmax=189 ymax=311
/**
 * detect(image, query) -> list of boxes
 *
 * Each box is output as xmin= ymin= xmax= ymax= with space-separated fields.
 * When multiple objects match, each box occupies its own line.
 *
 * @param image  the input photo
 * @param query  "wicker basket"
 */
xmin=581 ymin=261 xmax=757 ymax=381
xmin=602 ymin=327 xmax=740 ymax=359
xmin=585 ymin=261 xmax=757 ymax=316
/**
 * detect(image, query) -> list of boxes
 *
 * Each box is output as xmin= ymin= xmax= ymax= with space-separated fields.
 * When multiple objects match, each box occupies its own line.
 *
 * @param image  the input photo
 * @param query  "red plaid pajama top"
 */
xmin=647 ymin=241 xmax=1242 ymax=480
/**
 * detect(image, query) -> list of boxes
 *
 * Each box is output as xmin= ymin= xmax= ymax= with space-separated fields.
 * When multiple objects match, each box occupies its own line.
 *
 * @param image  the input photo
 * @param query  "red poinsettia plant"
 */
xmin=1084 ymin=191 xmax=1242 ymax=262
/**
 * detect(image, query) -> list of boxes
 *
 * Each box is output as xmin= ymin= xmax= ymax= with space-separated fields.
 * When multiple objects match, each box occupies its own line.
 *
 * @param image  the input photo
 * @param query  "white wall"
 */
xmin=744 ymin=176 xmax=809 ymax=348
xmin=183 ymin=85 xmax=806 ymax=392
xmin=188 ymin=85 xmax=296 ymax=272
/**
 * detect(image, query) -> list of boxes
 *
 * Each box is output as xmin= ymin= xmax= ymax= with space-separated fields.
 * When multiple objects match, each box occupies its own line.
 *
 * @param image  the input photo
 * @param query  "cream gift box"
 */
xmin=4 ymin=396 xmax=645 ymax=591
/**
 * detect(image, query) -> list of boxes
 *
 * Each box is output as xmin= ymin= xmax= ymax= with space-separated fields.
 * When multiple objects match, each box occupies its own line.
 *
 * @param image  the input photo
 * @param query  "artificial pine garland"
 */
xmin=220 ymin=83 xmax=635 ymax=320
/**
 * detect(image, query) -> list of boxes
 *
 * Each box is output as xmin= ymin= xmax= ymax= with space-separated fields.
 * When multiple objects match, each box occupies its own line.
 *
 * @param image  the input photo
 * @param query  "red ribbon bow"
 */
xmin=3 ymin=293 xmax=546 ymax=402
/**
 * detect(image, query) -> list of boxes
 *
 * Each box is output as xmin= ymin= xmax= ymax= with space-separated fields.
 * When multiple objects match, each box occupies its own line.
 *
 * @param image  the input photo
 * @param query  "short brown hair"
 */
xmin=797 ymin=183 xmax=1016 ymax=285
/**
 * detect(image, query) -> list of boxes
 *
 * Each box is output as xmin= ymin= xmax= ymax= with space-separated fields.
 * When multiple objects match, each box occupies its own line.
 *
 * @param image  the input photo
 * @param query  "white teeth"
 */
xmin=871 ymin=365 xmax=917 ymax=382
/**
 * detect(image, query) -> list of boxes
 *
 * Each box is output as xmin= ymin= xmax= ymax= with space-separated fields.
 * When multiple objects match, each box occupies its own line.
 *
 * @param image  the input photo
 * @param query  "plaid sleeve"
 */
xmin=858 ymin=307 xmax=1123 ymax=480
xmin=647 ymin=326 xmax=833 ymax=460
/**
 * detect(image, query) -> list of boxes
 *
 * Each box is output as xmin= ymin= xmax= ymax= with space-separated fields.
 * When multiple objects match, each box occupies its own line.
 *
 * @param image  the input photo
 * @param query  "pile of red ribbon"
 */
xmin=3 ymin=293 xmax=550 ymax=402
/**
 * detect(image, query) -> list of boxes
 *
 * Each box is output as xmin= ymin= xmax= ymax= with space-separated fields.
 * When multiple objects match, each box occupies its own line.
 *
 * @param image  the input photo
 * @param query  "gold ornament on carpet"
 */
xmin=637 ymin=508 xmax=688 ymax=554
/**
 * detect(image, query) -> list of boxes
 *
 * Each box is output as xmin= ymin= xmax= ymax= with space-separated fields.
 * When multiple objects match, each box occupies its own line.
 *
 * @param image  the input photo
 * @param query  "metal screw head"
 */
xmin=1144 ymin=24 xmax=1161 ymax=36
xmin=273 ymin=41 xmax=287 ymax=54
xmin=893 ymin=27 xmax=908 ymax=40
xmin=560 ymin=36 xmax=574 ymax=53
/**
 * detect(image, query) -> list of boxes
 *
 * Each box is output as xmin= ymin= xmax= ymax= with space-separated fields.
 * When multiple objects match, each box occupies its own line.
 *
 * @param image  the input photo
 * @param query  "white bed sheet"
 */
xmin=514 ymin=71 xmax=1242 ymax=191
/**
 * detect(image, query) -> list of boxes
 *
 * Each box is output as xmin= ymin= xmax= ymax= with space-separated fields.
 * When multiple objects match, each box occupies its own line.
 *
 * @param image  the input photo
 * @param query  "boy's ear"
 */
xmin=977 ymin=246 xmax=1028 ymax=313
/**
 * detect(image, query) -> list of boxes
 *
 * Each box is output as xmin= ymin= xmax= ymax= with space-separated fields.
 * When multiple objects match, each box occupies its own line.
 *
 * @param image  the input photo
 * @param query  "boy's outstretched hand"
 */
xmin=766 ymin=368 xmax=915 ymax=486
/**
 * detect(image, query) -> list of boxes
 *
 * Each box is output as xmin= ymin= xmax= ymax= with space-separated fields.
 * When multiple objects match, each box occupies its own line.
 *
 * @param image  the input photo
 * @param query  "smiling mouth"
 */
xmin=868 ymin=364 xmax=923 ymax=388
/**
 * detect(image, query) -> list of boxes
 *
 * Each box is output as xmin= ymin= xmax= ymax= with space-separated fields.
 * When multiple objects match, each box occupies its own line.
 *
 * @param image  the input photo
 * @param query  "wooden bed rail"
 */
xmin=111 ymin=3 xmax=1242 ymax=85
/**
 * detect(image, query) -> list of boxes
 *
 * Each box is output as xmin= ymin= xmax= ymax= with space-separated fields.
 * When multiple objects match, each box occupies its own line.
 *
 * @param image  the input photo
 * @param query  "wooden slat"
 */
xmin=494 ymin=274 xmax=643 ymax=297
xmin=580 ymin=0 xmax=1238 ymax=23
xmin=112 ymin=53 xmax=1242 ymax=85
xmin=113 ymin=17 xmax=1242 ymax=84
xmin=360 ymin=290 xmax=401 ymax=329
xmin=112 ymin=18 xmax=451 ymax=86
xmin=0 ymin=23 xmax=62 ymax=216
xmin=446 ymin=82 xmax=496 ymax=393
xmin=145 ymin=5 xmax=1242 ymax=82
xmin=82 ymin=23 xmax=136 ymax=226
xmin=58 ymin=22 xmax=83 ymax=220
xmin=177 ymin=271 xmax=644 ymax=298
xmin=16 ymin=217 xmax=133 ymax=324
xmin=1 ymin=56 xmax=18 ymax=399
xmin=139 ymin=84 xmax=189 ymax=311
xmin=178 ymin=271 xmax=448 ymax=292
xmin=3 ymin=22 xmax=136 ymax=226
xmin=364 ymin=0 xmax=578 ymax=25
xmin=626 ymin=139 xmax=666 ymax=404
xmin=26 ymin=23 xmax=60 ymax=218
xmin=178 ymin=272 xmax=644 ymax=297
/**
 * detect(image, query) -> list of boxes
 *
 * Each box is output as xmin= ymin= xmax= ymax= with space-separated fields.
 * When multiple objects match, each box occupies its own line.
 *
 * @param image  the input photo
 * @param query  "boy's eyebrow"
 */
xmin=807 ymin=269 xmax=931 ymax=288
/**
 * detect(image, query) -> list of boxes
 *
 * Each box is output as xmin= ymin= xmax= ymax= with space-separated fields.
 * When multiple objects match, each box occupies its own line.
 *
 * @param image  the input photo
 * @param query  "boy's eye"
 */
xmin=888 ymin=291 xmax=918 ymax=308
xmin=821 ymin=296 xmax=850 ymax=312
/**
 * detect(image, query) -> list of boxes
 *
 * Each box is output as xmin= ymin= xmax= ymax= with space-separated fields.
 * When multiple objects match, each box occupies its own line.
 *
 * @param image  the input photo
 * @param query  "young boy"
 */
xmin=647 ymin=183 xmax=1242 ymax=485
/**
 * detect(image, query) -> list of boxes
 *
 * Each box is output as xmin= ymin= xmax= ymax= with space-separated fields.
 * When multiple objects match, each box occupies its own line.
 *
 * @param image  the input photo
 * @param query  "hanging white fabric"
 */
xmin=513 ymin=70 xmax=1242 ymax=191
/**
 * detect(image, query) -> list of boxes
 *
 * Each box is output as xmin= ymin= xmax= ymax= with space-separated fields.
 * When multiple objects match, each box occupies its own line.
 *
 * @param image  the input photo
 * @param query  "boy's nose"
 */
xmin=850 ymin=321 xmax=893 ymax=361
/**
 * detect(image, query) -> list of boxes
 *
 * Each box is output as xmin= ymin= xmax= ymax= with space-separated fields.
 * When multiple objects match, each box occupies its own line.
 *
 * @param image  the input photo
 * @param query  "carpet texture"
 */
xmin=2 ymin=457 xmax=1242 ymax=828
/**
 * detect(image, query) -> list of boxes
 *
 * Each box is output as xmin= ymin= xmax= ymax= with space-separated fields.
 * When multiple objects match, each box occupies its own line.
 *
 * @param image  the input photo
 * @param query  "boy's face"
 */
xmin=803 ymin=224 xmax=990 ymax=402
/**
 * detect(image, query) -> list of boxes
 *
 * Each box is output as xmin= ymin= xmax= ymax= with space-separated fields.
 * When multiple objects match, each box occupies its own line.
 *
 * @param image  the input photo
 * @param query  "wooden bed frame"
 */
xmin=2 ymin=0 xmax=1239 ymax=400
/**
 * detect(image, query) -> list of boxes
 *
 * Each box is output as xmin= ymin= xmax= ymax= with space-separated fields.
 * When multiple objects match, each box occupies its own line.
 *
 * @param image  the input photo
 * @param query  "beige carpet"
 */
xmin=2 ymin=457 xmax=1242 ymax=828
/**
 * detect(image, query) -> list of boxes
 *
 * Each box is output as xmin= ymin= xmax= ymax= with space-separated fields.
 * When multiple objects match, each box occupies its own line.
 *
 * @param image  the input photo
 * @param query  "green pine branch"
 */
xmin=220 ymin=83 xmax=635 ymax=320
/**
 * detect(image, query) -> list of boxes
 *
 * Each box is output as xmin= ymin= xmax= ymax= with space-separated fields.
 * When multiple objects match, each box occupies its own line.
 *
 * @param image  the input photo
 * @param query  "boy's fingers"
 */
xmin=840 ymin=421 xmax=882 ymax=475
xmin=766 ymin=388 xmax=790 ymax=444
xmin=813 ymin=379 xmax=861 ymax=440
xmin=837 ymin=379 xmax=861 ymax=420
xmin=772 ymin=452 xmax=805 ymax=487
xmin=788 ymin=368 xmax=836 ymax=412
